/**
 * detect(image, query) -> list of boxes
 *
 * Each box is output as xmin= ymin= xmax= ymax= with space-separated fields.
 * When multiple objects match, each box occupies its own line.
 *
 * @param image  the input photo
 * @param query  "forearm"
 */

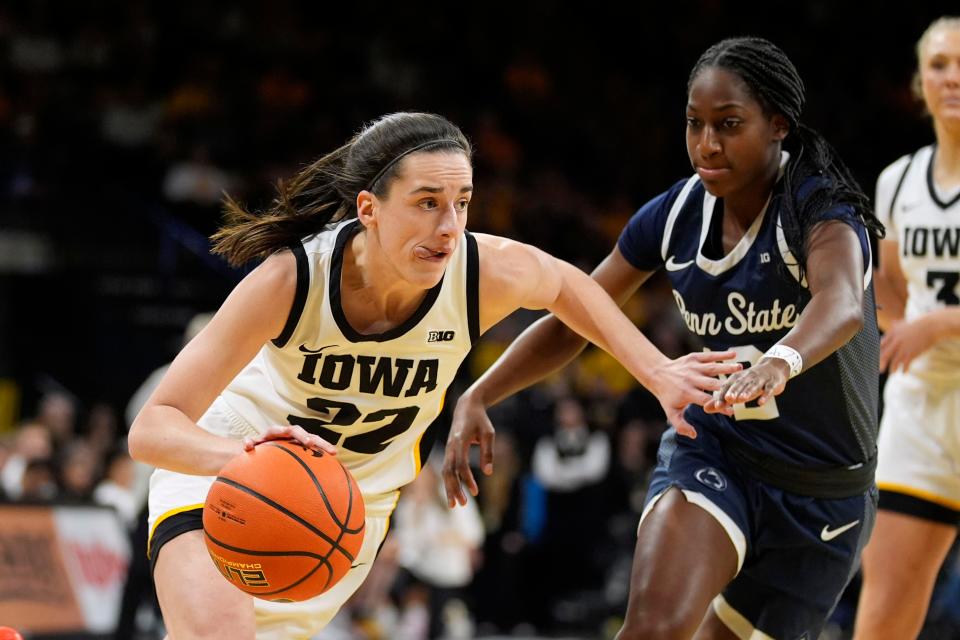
xmin=926 ymin=307 xmax=960 ymax=340
xmin=129 ymin=405 xmax=243 ymax=475
xmin=775 ymin=291 xmax=863 ymax=372
xmin=549 ymin=262 xmax=668 ymax=389
xmin=467 ymin=313 xmax=590 ymax=407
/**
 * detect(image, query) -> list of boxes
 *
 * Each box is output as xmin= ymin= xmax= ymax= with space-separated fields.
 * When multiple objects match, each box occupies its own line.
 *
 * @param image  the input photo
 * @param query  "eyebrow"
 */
xmin=408 ymin=185 xmax=474 ymax=195
xmin=687 ymin=102 xmax=746 ymax=112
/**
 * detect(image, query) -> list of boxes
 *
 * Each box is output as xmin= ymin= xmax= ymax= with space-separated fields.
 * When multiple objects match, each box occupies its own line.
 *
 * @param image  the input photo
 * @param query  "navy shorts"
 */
xmin=643 ymin=428 xmax=877 ymax=640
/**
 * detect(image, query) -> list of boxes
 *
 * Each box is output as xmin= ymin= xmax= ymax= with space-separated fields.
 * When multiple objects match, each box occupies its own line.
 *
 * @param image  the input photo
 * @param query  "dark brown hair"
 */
xmin=690 ymin=37 xmax=883 ymax=282
xmin=211 ymin=112 xmax=472 ymax=266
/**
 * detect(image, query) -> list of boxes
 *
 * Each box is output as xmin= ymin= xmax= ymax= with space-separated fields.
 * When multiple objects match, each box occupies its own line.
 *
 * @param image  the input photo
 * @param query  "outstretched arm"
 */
xmin=443 ymin=237 xmax=738 ymax=506
xmin=709 ymin=220 xmax=867 ymax=409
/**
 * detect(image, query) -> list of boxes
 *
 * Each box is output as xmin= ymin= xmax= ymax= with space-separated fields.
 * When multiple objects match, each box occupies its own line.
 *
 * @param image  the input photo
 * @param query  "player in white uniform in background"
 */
xmin=854 ymin=17 xmax=960 ymax=640
xmin=128 ymin=112 xmax=740 ymax=639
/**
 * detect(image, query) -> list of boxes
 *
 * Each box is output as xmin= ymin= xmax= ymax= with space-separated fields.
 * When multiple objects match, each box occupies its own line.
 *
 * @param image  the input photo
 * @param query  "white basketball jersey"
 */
xmin=219 ymin=219 xmax=479 ymax=517
xmin=876 ymin=145 xmax=960 ymax=381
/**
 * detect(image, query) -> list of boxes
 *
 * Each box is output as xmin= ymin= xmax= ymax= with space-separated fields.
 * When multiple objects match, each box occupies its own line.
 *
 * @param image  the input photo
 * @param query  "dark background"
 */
xmin=3 ymin=2 xmax=960 ymax=638
xmin=0 ymin=0 xmax=947 ymax=414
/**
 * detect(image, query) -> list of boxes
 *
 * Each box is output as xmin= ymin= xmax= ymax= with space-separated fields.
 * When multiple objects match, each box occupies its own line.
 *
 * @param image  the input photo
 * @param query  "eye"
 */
xmin=456 ymin=198 xmax=470 ymax=212
xmin=418 ymin=198 xmax=438 ymax=210
xmin=686 ymin=116 xmax=701 ymax=129
xmin=722 ymin=118 xmax=742 ymax=129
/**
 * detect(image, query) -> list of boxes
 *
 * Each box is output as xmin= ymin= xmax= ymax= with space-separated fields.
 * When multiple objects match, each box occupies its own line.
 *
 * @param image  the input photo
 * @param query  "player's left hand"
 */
xmin=880 ymin=316 xmax=940 ymax=373
xmin=704 ymin=357 xmax=789 ymax=412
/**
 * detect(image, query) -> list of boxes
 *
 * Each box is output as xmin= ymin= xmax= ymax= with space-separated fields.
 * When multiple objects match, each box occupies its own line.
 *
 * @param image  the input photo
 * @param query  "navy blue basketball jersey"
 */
xmin=618 ymin=172 xmax=879 ymax=468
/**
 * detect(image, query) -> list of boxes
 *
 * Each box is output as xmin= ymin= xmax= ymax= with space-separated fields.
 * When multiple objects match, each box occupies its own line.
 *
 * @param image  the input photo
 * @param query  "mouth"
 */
xmin=696 ymin=166 xmax=732 ymax=180
xmin=414 ymin=246 xmax=451 ymax=263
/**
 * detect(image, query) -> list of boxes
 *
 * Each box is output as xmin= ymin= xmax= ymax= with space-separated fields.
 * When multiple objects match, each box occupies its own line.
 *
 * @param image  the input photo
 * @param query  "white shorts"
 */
xmin=147 ymin=400 xmax=394 ymax=639
xmin=876 ymin=370 xmax=960 ymax=516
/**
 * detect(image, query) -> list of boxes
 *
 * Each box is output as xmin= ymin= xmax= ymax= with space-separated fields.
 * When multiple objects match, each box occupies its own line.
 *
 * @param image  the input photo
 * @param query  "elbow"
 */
xmin=127 ymin=414 xmax=154 ymax=465
xmin=840 ymin=302 xmax=865 ymax=342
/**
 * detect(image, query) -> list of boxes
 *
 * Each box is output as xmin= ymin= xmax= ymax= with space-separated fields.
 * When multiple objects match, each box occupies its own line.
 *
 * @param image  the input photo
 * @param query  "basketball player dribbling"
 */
xmin=128 ymin=112 xmax=740 ymax=639
xmin=854 ymin=17 xmax=960 ymax=640
xmin=444 ymin=39 xmax=885 ymax=639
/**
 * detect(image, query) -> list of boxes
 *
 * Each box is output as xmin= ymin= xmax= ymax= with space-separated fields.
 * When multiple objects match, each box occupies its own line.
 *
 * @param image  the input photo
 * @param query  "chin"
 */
xmin=700 ymin=179 xmax=730 ymax=198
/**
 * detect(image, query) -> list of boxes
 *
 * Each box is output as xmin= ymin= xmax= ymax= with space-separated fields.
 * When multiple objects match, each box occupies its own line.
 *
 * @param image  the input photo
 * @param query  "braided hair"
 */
xmin=689 ymin=37 xmax=884 ymax=282
xmin=212 ymin=112 xmax=472 ymax=266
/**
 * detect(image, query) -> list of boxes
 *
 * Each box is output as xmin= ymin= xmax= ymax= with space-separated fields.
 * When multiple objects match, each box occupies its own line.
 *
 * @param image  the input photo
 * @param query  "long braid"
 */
xmin=690 ymin=37 xmax=883 ymax=282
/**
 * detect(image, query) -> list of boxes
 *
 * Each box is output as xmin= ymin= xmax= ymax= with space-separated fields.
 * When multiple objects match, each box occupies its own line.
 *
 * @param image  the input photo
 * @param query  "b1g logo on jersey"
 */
xmin=694 ymin=467 xmax=727 ymax=492
xmin=427 ymin=330 xmax=456 ymax=343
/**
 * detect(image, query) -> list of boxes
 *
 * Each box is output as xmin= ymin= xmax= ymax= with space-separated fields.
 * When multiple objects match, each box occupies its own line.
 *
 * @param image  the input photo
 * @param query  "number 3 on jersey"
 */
xmin=719 ymin=345 xmax=780 ymax=421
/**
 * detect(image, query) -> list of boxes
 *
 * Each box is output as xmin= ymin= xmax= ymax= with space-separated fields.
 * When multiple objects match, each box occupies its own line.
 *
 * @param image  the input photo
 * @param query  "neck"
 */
xmin=343 ymin=230 xmax=426 ymax=322
xmin=723 ymin=162 xmax=778 ymax=229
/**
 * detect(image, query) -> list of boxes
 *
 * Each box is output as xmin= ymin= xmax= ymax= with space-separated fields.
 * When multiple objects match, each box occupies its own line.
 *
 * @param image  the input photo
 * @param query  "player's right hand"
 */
xmin=442 ymin=390 xmax=495 ymax=508
xmin=242 ymin=425 xmax=338 ymax=455
xmin=649 ymin=350 xmax=740 ymax=438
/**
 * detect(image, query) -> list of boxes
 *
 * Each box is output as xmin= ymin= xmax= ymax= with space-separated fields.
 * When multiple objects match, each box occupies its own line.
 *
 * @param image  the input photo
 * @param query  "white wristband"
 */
xmin=763 ymin=344 xmax=802 ymax=379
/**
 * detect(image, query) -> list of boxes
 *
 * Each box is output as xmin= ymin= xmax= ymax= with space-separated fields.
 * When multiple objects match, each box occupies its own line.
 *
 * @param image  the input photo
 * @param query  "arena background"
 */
xmin=1 ymin=2 xmax=958 ymax=639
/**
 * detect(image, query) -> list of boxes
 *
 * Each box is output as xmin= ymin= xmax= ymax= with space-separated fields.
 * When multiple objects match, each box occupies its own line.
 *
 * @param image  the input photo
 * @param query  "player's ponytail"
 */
xmin=689 ymin=37 xmax=883 ymax=283
xmin=211 ymin=112 xmax=472 ymax=266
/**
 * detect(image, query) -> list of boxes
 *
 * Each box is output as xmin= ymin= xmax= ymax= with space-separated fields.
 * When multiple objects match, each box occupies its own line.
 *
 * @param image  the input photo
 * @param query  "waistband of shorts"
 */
xmin=721 ymin=437 xmax=875 ymax=499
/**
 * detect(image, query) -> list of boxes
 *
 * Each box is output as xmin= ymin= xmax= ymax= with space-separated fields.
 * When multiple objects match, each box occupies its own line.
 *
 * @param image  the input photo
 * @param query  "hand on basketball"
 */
xmin=706 ymin=357 xmax=788 ymax=412
xmin=650 ymin=350 xmax=741 ymax=438
xmin=243 ymin=425 xmax=337 ymax=455
xmin=879 ymin=316 xmax=940 ymax=373
xmin=442 ymin=390 xmax=495 ymax=508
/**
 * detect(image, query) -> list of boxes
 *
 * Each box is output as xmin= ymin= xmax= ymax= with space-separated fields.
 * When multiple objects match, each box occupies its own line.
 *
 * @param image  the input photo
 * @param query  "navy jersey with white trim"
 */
xmin=618 ymin=176 xmax=879 ymax=467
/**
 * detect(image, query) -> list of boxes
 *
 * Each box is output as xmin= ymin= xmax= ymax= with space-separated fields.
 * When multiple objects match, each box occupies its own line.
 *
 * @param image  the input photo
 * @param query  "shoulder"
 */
xmin=256 ymin=249 xmax=298 ymax=288
xmin=474 ymin=233 xmax=550 ymax=276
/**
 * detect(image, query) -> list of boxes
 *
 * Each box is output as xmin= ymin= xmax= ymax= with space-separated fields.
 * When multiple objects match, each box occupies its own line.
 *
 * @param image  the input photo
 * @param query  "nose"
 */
xmin=437 ymin=202 xmax=459 ymax=237
xmin=698 ymin=125 xmax=721 ymax=158
xmin=946 ymin=61 xmax=960 ymax=87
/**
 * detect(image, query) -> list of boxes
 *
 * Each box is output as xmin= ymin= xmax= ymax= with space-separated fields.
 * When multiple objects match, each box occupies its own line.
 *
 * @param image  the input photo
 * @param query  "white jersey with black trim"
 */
xmin=219 ymin=218 xmax=479 ymax=517
xmin=876 ymin=145 xmax=960 ymax=381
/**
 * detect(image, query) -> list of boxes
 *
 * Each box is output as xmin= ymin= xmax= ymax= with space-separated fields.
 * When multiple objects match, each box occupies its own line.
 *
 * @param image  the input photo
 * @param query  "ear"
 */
xmin=356 ymin=190 xmax=377 ymax=228
xmin=771 ymin=114 xmax=790 ymax=142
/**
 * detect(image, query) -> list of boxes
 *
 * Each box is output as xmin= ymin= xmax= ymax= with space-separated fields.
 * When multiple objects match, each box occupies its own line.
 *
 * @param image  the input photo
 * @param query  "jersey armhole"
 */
xmin=465 ymin=232 xmax=480 ymax=345
xmin=271 ymin=243 xmax=310 ymax=348
xmin=887 ymin=152 xmax=916 ymax=229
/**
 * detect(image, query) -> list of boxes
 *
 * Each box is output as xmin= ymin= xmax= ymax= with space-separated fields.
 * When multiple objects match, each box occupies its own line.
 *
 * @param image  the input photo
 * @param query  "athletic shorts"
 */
xmin=642 ymin=428 xmax=877 ymax=640
xmin=875 ymin=370 xmax=960 ymax=524
xmin=147 ymin=400 xmax=394 ymax=639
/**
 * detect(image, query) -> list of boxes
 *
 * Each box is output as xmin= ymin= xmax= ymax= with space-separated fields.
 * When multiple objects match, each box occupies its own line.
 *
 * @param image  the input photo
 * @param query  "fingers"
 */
xmin=460 ymin=441 xmax=480 ymax=499
xmin=878 ymin=343 xmax=891 ymax=373
xmin=673 ymin=413 xmax=698 ymax=439
xmin=479 ymin=427 xmax=495 ymax=476
xmin=703 ymin=397 xmax=734 ymax=416
xmin=692 ymin=350 xmax=738 ymax=362
xmin=442 ymin=431 xmax=475 ymax=508
xmin=246 ymin=426 xmax=338 ymax=455
xmin=441 ymin=444 xmax=466 ymax=508
xmin=709 ymin=362 xmax=744 ymax=376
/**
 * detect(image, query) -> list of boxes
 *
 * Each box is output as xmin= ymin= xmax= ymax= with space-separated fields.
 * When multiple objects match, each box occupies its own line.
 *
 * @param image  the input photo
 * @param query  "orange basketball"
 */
xmin=0 ymin=628 xmax=23 ymax=640
xmin=203 ymin=440 xmax=365 ymax=602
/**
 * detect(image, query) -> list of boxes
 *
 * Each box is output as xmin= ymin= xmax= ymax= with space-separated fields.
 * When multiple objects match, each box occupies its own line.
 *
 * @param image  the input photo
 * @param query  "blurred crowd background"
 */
xmin=1 ymin=2 xmax=959 ymax=638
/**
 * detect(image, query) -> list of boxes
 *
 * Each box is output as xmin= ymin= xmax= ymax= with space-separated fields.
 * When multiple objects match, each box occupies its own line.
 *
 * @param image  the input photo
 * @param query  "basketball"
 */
xmin=0 ymin=628 xmax=23 ymax=640
xmin=202 ymin=440 xmax=365 ymax=602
